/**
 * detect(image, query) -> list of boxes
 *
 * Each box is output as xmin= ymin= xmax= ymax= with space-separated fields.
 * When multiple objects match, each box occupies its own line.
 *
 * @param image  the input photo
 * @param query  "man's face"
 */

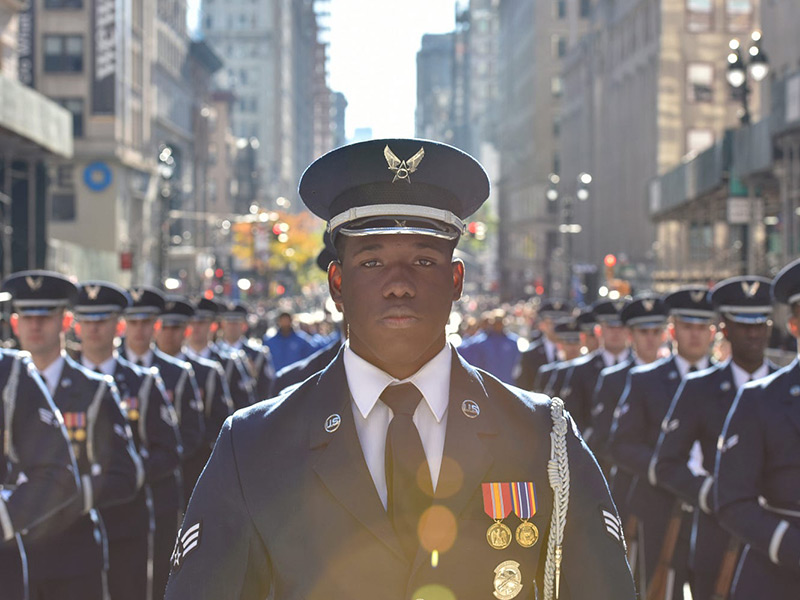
xmin=189 ymin=319 xmax=213 ymax=346
xmin=78 ymin=316 xmax=118 ymax=354
xmin=278 ymin=315 xmax=292 ymax=333
xmin=559 ymin=340 xmax=583 ymax=361
xmin=156 ymin=322 xmax=186 ymax=356
xmin=125 ymin=317 xmax=156 ymax=350
xmin=329 ymin=233 xmax=463 ymax=379
xmin=723 ymin=319 xmax=770 ymax=366
xmin=14 ymin=311 xmax=65 ymax=356
xmin=221 ymin=319 xmax=246 ymax=342
xmin=630 ymin=326 xmax=666 ymax=364
xmin=600 ymin=323 xmax=630 ymax=354
xmin=671 ymin=319 xmax=715 ymax=363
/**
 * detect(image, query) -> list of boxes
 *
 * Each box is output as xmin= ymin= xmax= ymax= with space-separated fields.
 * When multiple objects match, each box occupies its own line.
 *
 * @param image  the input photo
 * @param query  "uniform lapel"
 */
xmin=784 ymin=360 xmax=800 ymax=436
xmin=410 ymin=350 xmax=497 ymax=573
xmin=53 ymin=359 xmax=75 ymax=407
xmin=308 ymin=352 xmax=406 ymax=561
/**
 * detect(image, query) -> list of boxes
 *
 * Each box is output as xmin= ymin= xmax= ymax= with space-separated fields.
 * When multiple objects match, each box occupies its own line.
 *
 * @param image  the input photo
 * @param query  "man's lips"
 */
xmin=379 ymin=309 xmax=421 ymax=327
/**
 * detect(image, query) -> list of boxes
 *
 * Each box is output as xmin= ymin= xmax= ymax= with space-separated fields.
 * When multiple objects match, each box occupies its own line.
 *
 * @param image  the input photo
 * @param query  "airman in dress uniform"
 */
xmin=608 ymin=286 xmax=717 ymax=598
xmin=185 ymin=298 xmax=257 ymax=411
xmin=120 ymin=285 xmax=205 ymax=599
xmin=714 ymin=261 xmax=800 ymax=600
xmin=532 ymin=317 xmax=584 ymax=394
xmin=155 ymin=296 xmax=234 ymax=498
xmin=218 ymin=302 xmax=275 ymax=401
xmin=0 ymin=348 xmax=80 ymax=600
xmin=653 ymin=277 xmax=776 ymax=600
xmin=514 ymin=300 xmax=573 ymax=391
xmin=542 ymin=308 xmax=599 ymax=398
xmin=73 ymin=281 xmax=183 ymax=600
xmin=561 ymin=298 xmax=631 ymax=435
xmin=2 ymin=270 xmax=143 ymax=600
xmin=164 ymin=138 xmax=635 ymax=600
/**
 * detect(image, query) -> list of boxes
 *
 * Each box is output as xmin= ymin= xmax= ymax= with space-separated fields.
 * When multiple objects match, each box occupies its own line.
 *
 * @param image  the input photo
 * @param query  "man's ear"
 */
xmin=116 ymin=319 xmax=126 ymax=337
xmin=62 ymin=311 xmax=74 ymax=333
xmin=328 ymin=261 xmax=344 ymax=305
xmin=9 ymin=314 xmax=19 ymax=336
xmin=451 ymin=259 xmax=465 ymax=301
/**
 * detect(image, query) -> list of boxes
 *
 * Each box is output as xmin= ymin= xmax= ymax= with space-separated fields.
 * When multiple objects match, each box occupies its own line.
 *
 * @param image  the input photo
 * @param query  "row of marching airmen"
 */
xmin=0 ymin=272 xmax=274 ymax=600
xmin=513 ymin=260 xmax=800 ymax=600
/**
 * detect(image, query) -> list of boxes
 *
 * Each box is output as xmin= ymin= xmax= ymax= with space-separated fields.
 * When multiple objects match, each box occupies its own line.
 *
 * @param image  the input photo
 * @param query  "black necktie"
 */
xmin=689 ymin=365 xmax=698 ymax=373
xmin=382 ymin=383 xmax=433 ymax=559
xmin=136 ymin=358 xmax=144 ymax=368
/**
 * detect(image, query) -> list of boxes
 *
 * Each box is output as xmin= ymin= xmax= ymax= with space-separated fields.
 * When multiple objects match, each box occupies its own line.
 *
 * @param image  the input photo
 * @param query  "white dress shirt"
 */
xmin=673 ymin=354 xmax=710 ymax=380
xmin=601 ymin=349 xmax=628 ymax=369
xmin=125 ymin=348 xmax=154 ymax=368
xmin=542 ymin=337 xmax=557 ymax=363
xmin=730 ymin=359 xmax=769 ymax=390
xmin=343 ymin=341 xmax=452 ymax=510
xmin=39 ymin=354 xmax=66 ymax=397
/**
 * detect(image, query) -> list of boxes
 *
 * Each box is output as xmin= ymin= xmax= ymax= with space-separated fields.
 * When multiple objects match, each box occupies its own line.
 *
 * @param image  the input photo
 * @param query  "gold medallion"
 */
xmin=493 ymin=560 xmax=523 ymax=599
xmin=486 ymin=521 xmax=512 ymax=550
xmin=74 ymin=429 xmax=87 ymax=442
xmin=128 ymin=409 xmax=140 ymax=421
xmin=515 ymin=521 xmax=539 ymax=548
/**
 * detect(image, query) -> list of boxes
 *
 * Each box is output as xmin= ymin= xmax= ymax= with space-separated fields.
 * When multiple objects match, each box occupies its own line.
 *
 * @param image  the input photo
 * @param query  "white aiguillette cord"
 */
xmin=544 ymin=397 xmax=570 ymax=600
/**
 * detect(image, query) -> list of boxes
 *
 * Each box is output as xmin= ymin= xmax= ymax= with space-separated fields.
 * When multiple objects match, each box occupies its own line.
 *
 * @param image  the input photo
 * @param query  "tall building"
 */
xmin=0 ymin=1 xmax=72 ymax=279
xmin=561 ymin=0 xmax=761 ymax=293
xmin=415 ymin=32 xmax=455 ymax=142
xmin=201 ymin=0 xmax=335 ymax=208
xmin=496 ymin=0 xmax=594 ymax=300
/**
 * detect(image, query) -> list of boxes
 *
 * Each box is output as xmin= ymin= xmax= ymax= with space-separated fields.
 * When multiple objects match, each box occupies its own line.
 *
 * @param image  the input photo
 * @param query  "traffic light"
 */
xmin=604 ymin=254 xmax=616 ymax=280
xmin=466 ymin=221 xmax=487 ymax=240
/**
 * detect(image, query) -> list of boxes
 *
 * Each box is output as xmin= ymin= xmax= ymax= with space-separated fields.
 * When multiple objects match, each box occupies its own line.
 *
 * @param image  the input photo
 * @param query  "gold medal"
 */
xmin=486 ymin=521 xmax=512 ymax=550
xmin=493 ymin=560 xmax=523 ymax=599
xmin=74 ymin=429 xmax=87 ymax=442
xmin=515 ymin=520 xmax=539 ymax=548
xmin=128 ymin=409 xmax=140 ymax=421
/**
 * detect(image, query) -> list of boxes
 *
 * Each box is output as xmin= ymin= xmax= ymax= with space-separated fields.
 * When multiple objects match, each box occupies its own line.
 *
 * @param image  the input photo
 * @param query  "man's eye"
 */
xmin=416 ymin=259 xmax=435 ymax=266
xmin=361 ymin=260 xmax=380 ymax=268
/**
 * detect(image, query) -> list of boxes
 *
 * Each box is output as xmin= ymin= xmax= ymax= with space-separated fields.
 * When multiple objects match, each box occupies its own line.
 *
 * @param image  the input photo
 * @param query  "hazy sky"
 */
xmin=189 ymin=0 xmax=457 ymax=140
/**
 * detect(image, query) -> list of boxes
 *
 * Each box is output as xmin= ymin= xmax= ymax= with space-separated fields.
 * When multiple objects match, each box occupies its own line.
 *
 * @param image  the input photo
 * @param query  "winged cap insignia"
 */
xmin=384 ymin=145 xmax=425 ymax=183
xmin=25 ymin=276 xmax=43 ymax=291
xmin=165 ymin=302 xmax=175 ymax=312
xmin=642 ymin=299 xmax=655 ymax=312
xmin=613 ymin=301 xmax=625 ymax=312
xmin=741 ymin=281 xmax=760 ymax=298
xmin=85 ymin=285 xmax=101 ymax=300
xmin=130 ymin=288 xmax=144 ymax=302
xmin=690 ymin=290 xmax=706 ymax=303
xmin=554 ymin=301 xmax=563 ymax=310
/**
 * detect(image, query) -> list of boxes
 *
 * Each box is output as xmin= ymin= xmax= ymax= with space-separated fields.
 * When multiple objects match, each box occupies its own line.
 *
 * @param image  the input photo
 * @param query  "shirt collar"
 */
xmin=80 ymin=354 xmax=117 ymax=376
xmin=730 ymin=359 xmax=769 ymax=390
xmin=343 ymin=340 xmax=452 ymax=423
xmin=542 ymin=337 xmax=557 ymax=362
xmin=126 ymin=347 xmax=154 ymax=368
xmin=40 ymin=354 xmax=66 ymax=397
xmin=601 ymin=349 xmax=628 ymax=369
xmin=673 ymin=354 xmax=710 ymax=379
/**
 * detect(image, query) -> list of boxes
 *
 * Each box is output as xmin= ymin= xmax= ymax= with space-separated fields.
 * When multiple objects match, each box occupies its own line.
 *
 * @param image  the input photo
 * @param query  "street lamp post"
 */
xmin=547 ymin=172 xmax=591 ymax=299
xmin=726 ymin=31 xmax=770 ymax=125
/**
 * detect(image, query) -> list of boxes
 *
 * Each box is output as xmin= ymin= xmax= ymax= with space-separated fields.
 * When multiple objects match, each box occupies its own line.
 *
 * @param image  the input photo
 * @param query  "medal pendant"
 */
xmin=515 ymin=520 xmax=539 ymax=548
xmin=486 ymin=521 xmax=512 ymax=550
xmin=128 ymin=409 xmax=140 ymax=421
xmin=74 ymin=429 xmax=87 ymax=442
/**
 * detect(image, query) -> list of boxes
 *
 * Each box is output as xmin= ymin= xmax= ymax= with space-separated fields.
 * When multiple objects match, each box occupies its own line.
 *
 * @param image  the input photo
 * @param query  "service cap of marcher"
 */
xmin=221 ymin=302 xmax=248 ymax=322
xmin=74 ymin=281 xmax=131 ymax=320
xmin=554 ymin=318 xmax=582 ymax=344
xmin=663 ymin=286 xmax=714 ymax=323
xmin=592 ymin=299 xmax=629 ymax=326
xmin=621 ymin=295 xmax=668 ymax=328
xmin=538 ymin=299 xmax=573 ymax=320
xmin=771 ymin=257 xmax=800 ymax=306
xmin=315 ymin=231 xmax=337 ymax=272
xmin=710 ymin=276 xmax=773 ymax=324
xmin=160 ymin=296 xmax=195 ymax=326
xmin=125 ymin=285 xmax=166 ymax=319
xmin=192 ymin=297 xmax=221 ymax=321
xmin=2 ymin=270 xmax=77 ymax=315
xmin=299 ymin=138 xmax=490 ymax=242
xmin=576 ymin=307 xmax=598 ymax=333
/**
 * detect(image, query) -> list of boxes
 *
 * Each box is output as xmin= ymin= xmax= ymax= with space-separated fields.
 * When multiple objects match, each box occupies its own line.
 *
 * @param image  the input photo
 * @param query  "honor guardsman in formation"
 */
xmin=164 ymin=138 xmax=635 ymax=600
xmin=0 ymin=348 xmax=79 ymax=600
xmin=2 ymin=271 xmax=144 ymax=600
xmin=532 ymin=317 xmax=584 ymax=396
xmin=513 ymin=300 xmax=572 ymax=391
xmin=714 ymin=259 xmax=800 ymax=600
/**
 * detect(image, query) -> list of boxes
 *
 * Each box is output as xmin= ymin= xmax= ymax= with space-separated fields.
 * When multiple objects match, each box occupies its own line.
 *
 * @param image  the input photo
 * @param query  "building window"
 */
xmin=687 ymin=129 xmax=714 ymax=155
xmin=554 ymin=0 xmax=567 ymax=19
xmin=54 ymin=98 xmax=84 ymax=137
xmin=43 ymin=35 xmax=83 ymax=72
xmin=552 ymin=35 xmax=567 ymax=58
xmin=726 ymin=0 xmax=753 ymax=33
xmin=44 ymin=0 xmax=83 ymax=8
xmin=686 ymin=0 xmax=713 ymax=33
xmin=580 ymin=0 xmax=591 ymax=18
xmin=551 ymin=75 xmax=563 ymax=97
xmin=688 ymin=222 xmax=713 ymax=261
xmin=51 ymin=193 xmax=76 ymax=221
xmin=686 ymin=63 xmax=714 ymax=103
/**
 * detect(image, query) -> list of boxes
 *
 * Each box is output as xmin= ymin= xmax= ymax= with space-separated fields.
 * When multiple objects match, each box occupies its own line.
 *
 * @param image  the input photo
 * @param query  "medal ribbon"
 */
xmin=482 ymin=482 xmax=513 ymax=520
xmin=511 ymin=481 xmax=537 ymax=520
